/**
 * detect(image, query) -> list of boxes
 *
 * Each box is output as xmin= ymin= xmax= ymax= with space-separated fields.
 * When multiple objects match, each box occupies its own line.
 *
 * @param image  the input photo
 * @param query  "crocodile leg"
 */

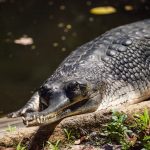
xmin=8 ymin=92 xmax=40 ymax=118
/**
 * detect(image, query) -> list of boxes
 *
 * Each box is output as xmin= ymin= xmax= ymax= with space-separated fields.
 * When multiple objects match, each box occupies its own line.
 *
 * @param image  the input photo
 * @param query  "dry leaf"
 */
xmin=90 ymin=6 xmax=116 ymax=15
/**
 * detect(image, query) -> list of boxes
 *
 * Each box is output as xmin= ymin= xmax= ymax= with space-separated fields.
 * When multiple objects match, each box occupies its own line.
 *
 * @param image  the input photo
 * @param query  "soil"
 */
xmin=0 ymin=101 xmax=150 ymax=150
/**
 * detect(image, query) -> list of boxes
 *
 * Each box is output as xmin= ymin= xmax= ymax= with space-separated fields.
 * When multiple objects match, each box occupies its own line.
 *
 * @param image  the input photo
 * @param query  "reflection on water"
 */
xmin=0 ymin=0 xmax=150 ymax=116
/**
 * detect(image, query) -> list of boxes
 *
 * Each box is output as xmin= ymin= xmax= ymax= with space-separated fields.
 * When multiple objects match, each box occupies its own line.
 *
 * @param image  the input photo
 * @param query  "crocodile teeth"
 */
xmin=22 ymin=116 xmax=25 ymax=121
xmin=40 ymin=116 xmax=43 ymax=123
xmin=43 ymin=116 xmax=46 ymax=122
xmin=37 ymin=118 xmax=40 ymax=123
xmin=26 ymin=121 xmax=29 ymax=126
xmin=33 ymin=115 xmax=36 ymax=120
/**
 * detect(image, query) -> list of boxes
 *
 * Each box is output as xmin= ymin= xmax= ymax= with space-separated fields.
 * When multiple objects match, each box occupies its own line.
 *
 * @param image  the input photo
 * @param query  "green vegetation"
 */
xmin=47 ymin=140 xmax=61 ymax=150
xmin=16 ymin=141 xmax=27 ymax=150
xmin=101 ymin=109 xmax=150 ymax=149
xmin=64 ymin=128 xmax=74 ymax=142
xmin=4 ymin=110 xmax=148 ymax=150
xmin=6 ymin=125 xmax=16 ymax=132
xmin=46 ymin=109 xmax=150 ymax=150
xmin=133 ymin=108 xmax=150 ymax=131
xmin=103 ymin=111 xmax=133 ymax=149
xmin=46 ymin=129 xmax=75 ymax=149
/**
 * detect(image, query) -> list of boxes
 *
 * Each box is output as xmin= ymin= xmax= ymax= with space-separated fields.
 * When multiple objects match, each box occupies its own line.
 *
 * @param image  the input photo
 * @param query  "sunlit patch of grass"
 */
xmin=133 ymin=108 xmax=150 ymax=131
xmin=6 ymin=125 xmax=16 ymax=132
xmin=63 ymin=128 xmax=74 ymax=141
xmin=102 ymin=111 xmax=133 ymax=149
xmin=101 ymin=108 xmax=150 ymax=149
xmin=47 ymin=140 xmax=61 ymax=150
xmin=16 ymin=141 xmax=27 ymax=150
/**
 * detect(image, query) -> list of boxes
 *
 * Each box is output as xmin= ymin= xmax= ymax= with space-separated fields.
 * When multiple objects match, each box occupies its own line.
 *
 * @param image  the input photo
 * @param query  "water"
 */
xmin=0 ymin=0 xmax=150 ymax=116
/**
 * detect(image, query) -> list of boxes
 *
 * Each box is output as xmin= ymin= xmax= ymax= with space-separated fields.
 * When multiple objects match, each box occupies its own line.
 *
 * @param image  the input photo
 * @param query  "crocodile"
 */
xmin=8 ymin=19 xmax=150 ymax=126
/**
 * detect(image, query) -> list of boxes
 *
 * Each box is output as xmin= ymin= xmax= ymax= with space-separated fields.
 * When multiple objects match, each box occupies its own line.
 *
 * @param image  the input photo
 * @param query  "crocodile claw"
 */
xmin=7 ymin=110 xmax=22 ymax=118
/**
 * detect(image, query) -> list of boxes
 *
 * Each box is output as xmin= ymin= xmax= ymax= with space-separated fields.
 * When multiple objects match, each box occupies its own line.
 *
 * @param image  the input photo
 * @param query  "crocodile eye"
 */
xmin=65 ymin=81 xmax=87 ymax=100
xmin=39 ymin=84 xmax=52 ymax=99
xmin=66 ymin=81 xmax=79 ymax=91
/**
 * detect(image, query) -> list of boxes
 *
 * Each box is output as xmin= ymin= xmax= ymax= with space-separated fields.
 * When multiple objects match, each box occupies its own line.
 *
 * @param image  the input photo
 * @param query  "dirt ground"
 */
xmin=0 ymin=101 xmax=150 ymax=150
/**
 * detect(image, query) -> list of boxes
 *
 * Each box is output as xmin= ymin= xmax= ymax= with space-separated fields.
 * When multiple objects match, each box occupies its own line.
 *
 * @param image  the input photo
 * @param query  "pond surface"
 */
xmin=0 ymin=0 xmax=150 ymax=116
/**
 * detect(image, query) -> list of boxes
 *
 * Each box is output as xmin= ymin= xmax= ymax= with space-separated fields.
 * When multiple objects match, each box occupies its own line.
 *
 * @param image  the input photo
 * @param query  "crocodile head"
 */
xmin=23 ymin=78 xmax=99 ymax=126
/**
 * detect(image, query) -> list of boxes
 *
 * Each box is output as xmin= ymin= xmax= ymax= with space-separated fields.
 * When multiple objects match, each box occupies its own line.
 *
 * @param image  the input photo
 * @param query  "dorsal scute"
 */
xmin=49 ymin=20 xmax=150 ymax=81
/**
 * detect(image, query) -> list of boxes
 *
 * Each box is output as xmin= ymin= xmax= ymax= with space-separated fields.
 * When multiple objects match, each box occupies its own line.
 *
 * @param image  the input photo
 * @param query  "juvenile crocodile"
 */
xmin=8 ymin=19 xmax=150 ymax=126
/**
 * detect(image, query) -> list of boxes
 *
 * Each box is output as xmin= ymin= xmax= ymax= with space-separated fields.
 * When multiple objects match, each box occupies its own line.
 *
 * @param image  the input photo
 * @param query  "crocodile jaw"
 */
xmin=22 ymin=98 xmax=91 ymax=126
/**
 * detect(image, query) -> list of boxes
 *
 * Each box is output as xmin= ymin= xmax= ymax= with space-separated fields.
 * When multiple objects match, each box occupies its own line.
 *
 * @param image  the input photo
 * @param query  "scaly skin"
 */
xmin=8 ymin=19 xmax=150 ymax=126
